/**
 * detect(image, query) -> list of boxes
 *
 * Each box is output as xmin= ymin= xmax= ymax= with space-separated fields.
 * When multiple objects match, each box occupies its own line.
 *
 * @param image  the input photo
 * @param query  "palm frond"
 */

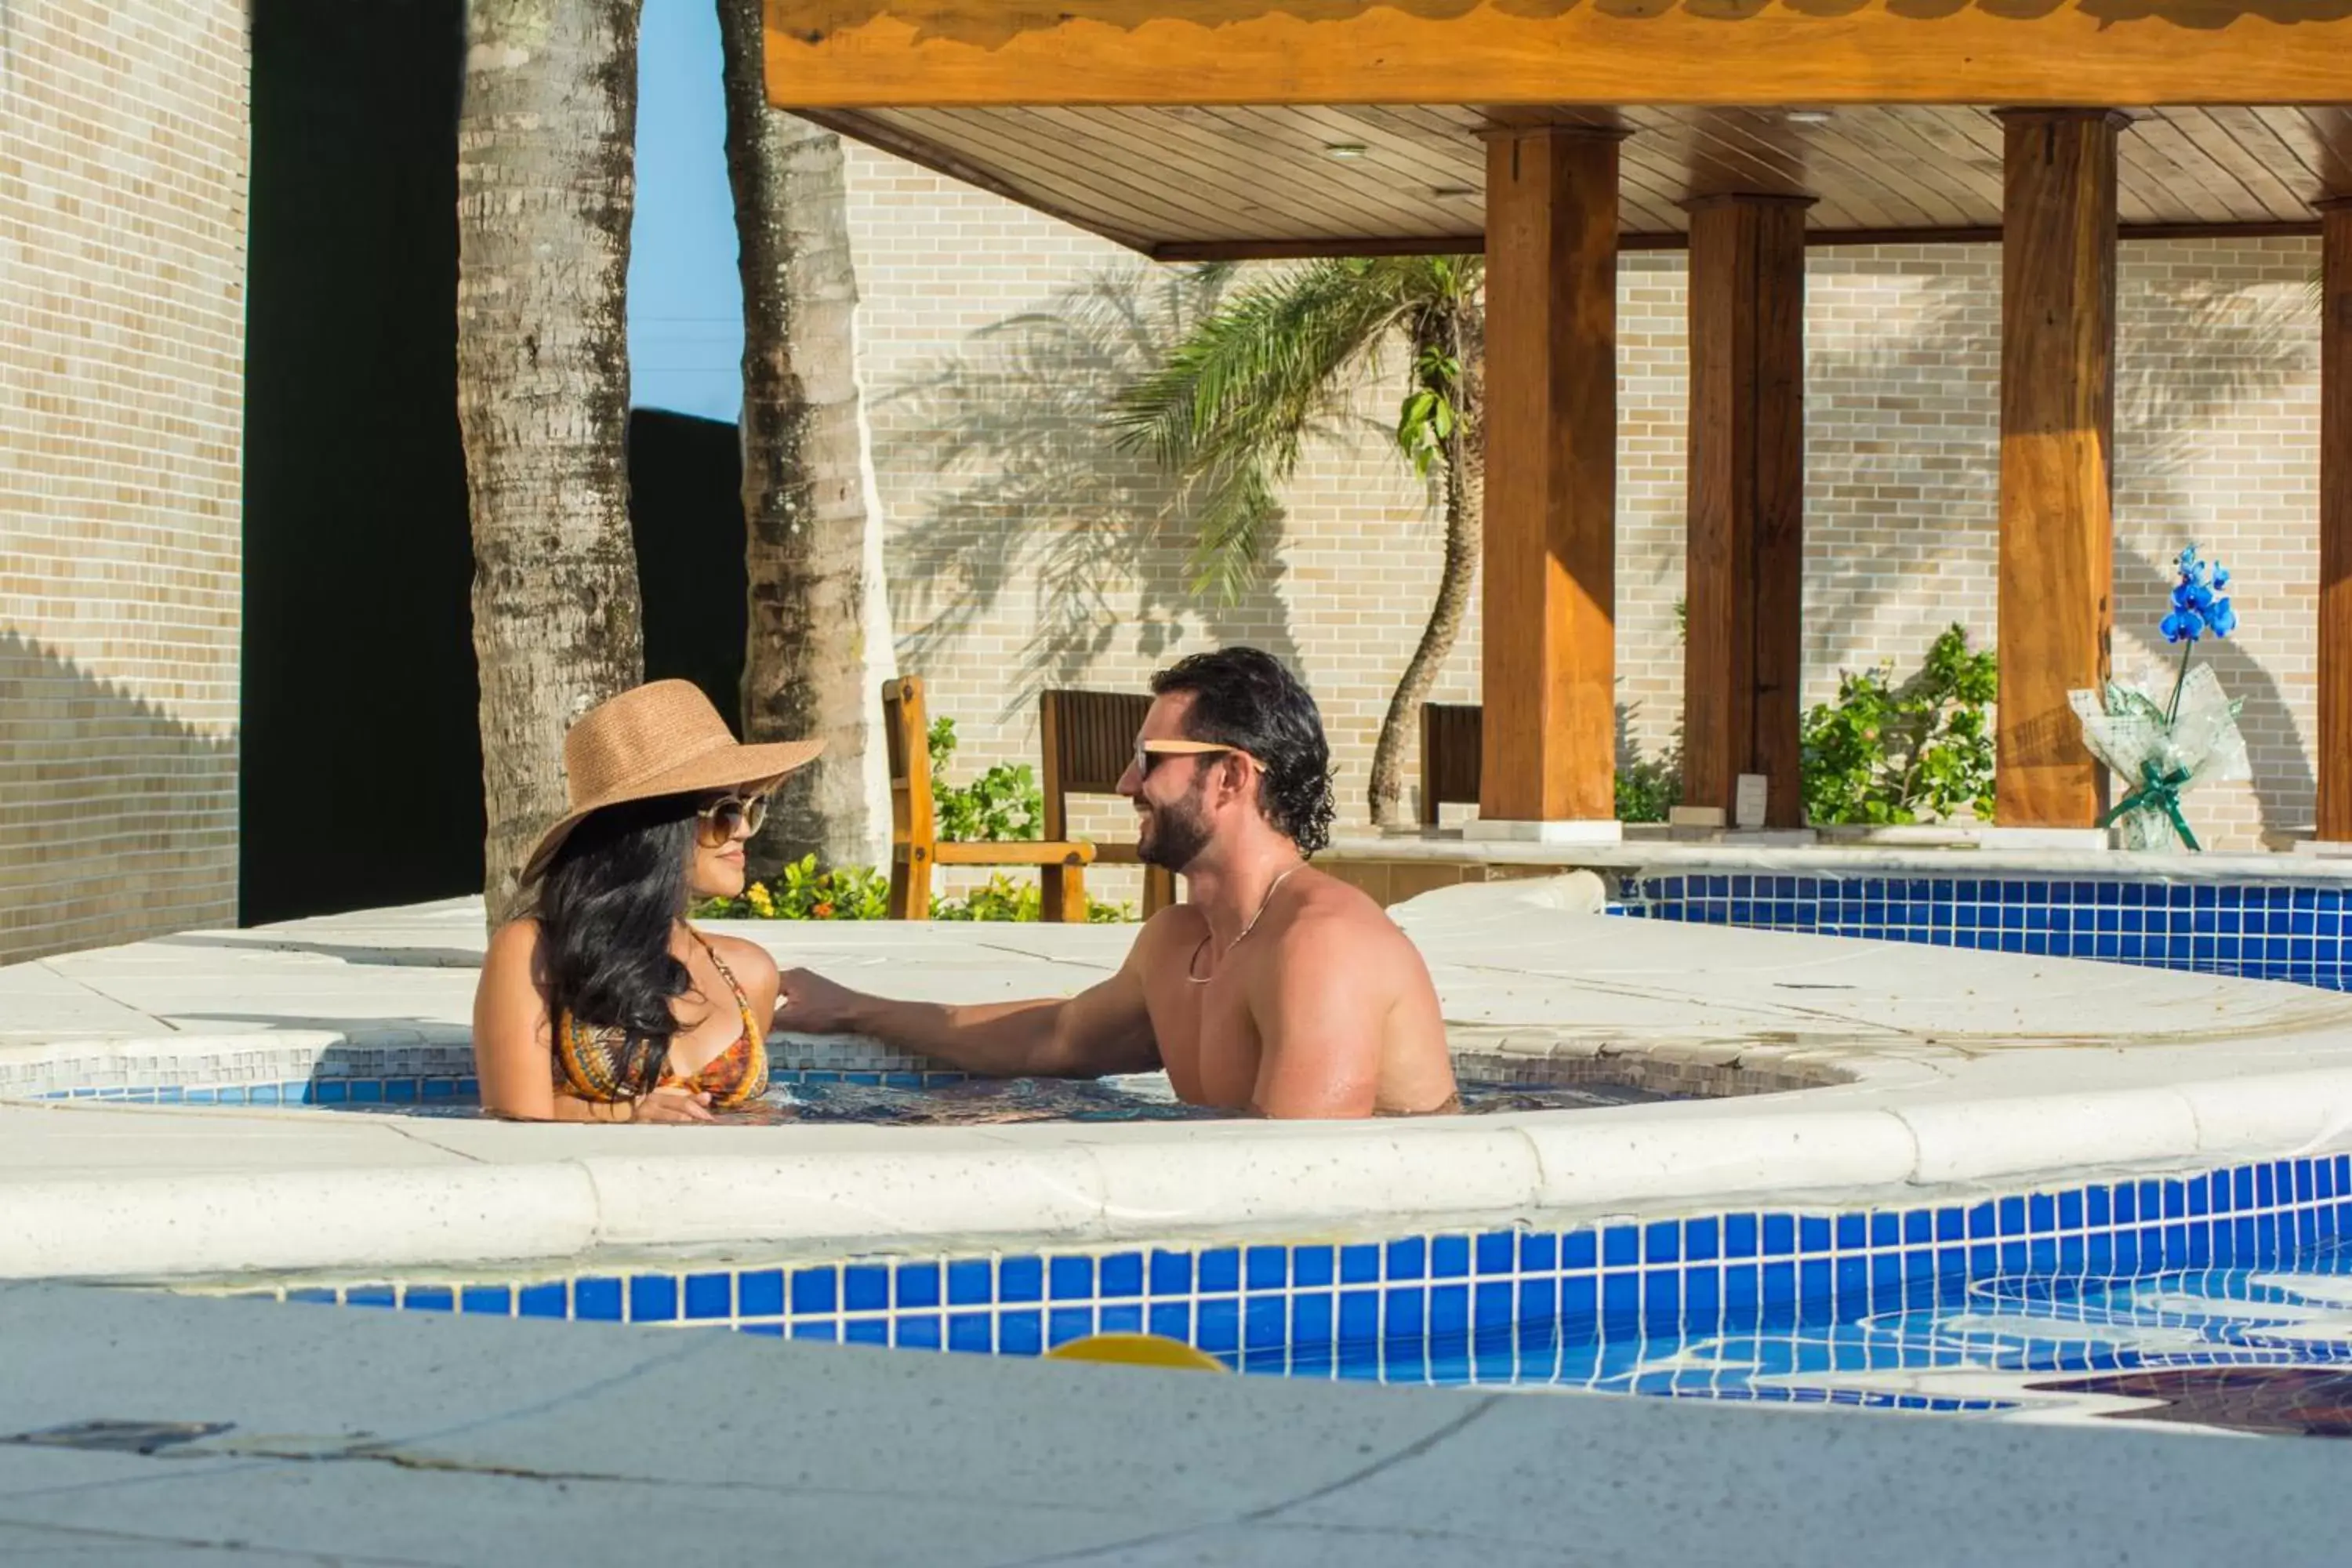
xmin=1107 ymin=255 xmax=1478 ymax=601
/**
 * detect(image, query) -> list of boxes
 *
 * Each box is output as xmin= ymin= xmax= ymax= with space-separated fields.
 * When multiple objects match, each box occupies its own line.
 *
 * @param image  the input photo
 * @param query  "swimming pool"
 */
xmin=212 ymin=1152 xmax=2352 ymax=1439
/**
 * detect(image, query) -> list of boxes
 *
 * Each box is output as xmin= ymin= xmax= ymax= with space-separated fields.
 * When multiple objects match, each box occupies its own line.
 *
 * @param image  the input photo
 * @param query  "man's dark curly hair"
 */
xmin=1150 ymin=647 xmax=1336 ymax=855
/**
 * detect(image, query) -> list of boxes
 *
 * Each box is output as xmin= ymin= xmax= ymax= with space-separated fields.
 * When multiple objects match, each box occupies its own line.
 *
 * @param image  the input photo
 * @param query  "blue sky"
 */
xmin=627 ymin=0 xmax=745 ymax=423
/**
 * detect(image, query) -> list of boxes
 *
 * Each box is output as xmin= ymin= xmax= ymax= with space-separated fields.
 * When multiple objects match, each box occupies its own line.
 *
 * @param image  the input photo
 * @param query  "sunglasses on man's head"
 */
xmin=694 ymin=792 xmax=770 ymax=848
xmin=1131 ymin=739 xmax=1245 ymax=780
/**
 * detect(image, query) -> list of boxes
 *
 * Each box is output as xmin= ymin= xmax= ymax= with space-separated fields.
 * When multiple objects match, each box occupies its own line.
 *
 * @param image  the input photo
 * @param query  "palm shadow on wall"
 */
xmin=881 ymin=266 xmax=1304 ymax=721
xmin=0 ymin=630 xmax=238 ymax=960
xmin=2111 ymin=274 xmax=2318 ymax=841
xmin=1796 ymin=256 xmax=2316 ymax=840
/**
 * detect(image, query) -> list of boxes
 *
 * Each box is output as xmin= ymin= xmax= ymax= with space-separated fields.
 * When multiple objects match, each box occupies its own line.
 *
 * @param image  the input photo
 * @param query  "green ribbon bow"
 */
xmin=2100 ymin=759 xmax=2200 ymax=851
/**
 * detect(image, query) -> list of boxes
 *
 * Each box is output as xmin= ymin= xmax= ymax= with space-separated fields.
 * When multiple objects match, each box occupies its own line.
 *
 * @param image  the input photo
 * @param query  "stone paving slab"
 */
xmin=0 ymin=1281 xmax=2345 ymax=1567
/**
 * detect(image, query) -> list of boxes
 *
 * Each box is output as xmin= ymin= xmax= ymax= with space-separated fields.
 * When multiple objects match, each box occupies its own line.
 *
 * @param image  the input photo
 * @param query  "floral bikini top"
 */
xmin=554 ymin=930 xmax=768 ymax=1109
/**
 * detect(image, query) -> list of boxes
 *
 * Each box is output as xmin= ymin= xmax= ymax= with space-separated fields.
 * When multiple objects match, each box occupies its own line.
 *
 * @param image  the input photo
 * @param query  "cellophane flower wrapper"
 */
xmin=2068 ymin=662 xmax=2249 ymax=851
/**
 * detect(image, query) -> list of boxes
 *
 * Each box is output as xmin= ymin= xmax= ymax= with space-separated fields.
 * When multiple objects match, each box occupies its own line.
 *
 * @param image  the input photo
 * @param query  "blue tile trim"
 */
xmin=250 ymin=1154 xmax=2352 ymax=1396
xmin=1613 ymin=873 xmax=2352 ymax=991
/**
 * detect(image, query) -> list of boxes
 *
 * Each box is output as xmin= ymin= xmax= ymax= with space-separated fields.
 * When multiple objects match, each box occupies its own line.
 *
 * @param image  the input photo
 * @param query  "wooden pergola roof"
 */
xmin=804 ymin=103 xmax=2352 ymax=260
xmin=769 ymin=2 xmax=2352 ymax=257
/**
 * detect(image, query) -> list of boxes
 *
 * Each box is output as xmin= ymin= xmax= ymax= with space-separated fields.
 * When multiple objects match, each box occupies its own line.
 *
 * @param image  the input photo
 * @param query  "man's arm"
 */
xmin=775 ymin=951 xmax=1159 ymax=1080
xmin=1247 ymin=914 xmax=1391 ymax=1118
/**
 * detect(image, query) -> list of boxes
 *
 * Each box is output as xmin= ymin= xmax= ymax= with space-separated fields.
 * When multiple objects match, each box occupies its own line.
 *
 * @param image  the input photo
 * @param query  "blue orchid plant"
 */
xmin=2069 ymin=545 xmax=2249 ymax=852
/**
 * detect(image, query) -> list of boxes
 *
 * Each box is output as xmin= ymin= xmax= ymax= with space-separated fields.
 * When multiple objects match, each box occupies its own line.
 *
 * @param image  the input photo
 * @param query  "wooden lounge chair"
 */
xmin=882 ymin=675 xmax=1095 ymax=921
xmin=1418 ymin=702 xmax=1483 ymax=826
xmin=1040 ymin=688 xmax=1178 ymax=917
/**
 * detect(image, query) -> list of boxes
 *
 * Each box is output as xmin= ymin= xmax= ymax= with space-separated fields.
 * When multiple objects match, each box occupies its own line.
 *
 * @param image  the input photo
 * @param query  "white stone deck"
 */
xmin=4 ymin=879 xmax=2352 ymax=1280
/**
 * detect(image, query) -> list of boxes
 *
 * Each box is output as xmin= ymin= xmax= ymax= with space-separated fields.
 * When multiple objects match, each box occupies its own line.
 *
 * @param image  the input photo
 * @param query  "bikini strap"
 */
xmin=688 ymin=927 xmax=760 ymax=1033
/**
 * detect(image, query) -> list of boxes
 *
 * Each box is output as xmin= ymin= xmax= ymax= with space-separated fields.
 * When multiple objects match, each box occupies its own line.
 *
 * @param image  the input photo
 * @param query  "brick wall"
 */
xmin=843 ymin=142 xmax=2321 ymax=866
xmin=1 ymin=0 xmax=249 ymax=962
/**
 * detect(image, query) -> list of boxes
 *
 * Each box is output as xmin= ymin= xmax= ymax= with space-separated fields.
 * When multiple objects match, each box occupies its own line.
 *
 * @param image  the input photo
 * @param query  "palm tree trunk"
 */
xmin=716 ymin=0 xmax=893 ymax=876
xmin=457 ymin=0 xmax=647 ymax=926
xmin=1367 ymin=314 xmax=1485 ymax=828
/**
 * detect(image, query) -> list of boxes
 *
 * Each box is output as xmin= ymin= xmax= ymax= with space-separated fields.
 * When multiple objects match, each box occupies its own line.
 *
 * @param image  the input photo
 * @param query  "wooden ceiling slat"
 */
xmin=2125 ymin=114 xmax=2257 ymax=227
xmin=1044 ymin=107 xmax=1409 ymax=240
xmin=1751 ymin=109 xmax=1940 ymax=230
xmin=1029 ymin=106 xmax=1388 ymax=238
xmin=2155 ymin=108 xmax=2286 ymax=220
xmin=1173 ymin=103 xmax=1476 ymax=235
xmin=2281 ymin=107 xmax=2352 ymax=194
xmin=2201 ymin=107 xmax=2325 ymax=215
xmin=1287 ymin=105 xmax=1485 ymax=202
xmin=1641 ymin=108 xmax=1821 ymax=214
xmin=2244 ymin=107 xmax=2332 ymax=194
xmin=1596 ymin=138 xmax=1695 ymax=234
xmin=818 ymin=102 xmax=2342 ymax=259
xmin=1847 ymin=108 xmax=2004 ymax=227
xmin=906 ymin=107 xmax=1240 ymax=242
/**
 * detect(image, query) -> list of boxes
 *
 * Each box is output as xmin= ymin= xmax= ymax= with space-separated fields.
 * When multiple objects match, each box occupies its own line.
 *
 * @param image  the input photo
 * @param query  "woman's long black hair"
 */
xmin=529 ymin=794 xmax=699 ymax=1096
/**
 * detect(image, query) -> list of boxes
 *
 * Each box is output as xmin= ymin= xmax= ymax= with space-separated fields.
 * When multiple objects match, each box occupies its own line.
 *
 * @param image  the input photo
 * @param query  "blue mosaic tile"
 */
xmin=630 ymin=1276 xmax=678 ymax=1323
xmin=684 ymin=1274 xmax=733 ymax=1320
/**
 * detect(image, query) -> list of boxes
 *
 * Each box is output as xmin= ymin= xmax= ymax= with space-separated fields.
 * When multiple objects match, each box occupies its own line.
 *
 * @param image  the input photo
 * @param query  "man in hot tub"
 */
xmin=777 ymin=648 xmax=1457 ymax=1119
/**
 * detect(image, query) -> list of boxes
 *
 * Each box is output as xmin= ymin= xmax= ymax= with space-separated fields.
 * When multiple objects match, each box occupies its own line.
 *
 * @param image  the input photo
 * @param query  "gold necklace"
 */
xmin=1186 ymin=863 xmax=1303 ymax=985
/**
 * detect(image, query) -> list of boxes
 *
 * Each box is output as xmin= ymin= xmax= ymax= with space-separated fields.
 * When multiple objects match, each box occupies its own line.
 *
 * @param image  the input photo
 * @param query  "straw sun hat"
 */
xmin=520 ymin=680 xmax=824 ymax=884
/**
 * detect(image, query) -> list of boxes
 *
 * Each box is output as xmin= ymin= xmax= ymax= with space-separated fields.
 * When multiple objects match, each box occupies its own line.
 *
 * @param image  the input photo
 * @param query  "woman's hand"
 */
xmin=774 ymin=967 xmax=870 ymax=1035
xmin=630 ymin=1086 xmax=714 ymax=1123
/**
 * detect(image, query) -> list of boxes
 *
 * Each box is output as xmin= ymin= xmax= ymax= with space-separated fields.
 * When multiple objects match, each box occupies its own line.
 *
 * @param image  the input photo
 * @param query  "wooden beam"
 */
xmin=2321 ymin=198 xmax=2352 ymax=843
xmin=1479 ymin=127 xmax=1618 ymax=826
xmin=1682 ymin=194 xmax=1809 ymax=832
xmin=1995 ymin=109 xmax=2124 ymax=830
xmin=764 ymin=2 xmax=2352 ymax=110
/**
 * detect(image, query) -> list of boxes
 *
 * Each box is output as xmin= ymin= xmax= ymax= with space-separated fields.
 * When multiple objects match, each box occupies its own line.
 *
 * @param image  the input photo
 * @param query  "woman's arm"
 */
xmin=472 ymin=919 xmax=561 ymax=1120
xmin=472 ymin=921 xmax=712 ymax=1123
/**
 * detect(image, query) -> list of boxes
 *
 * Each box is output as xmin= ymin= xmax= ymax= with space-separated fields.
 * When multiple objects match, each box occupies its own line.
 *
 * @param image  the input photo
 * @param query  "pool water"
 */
xmin=320 ymin=1073 xmax=1674 ymax=1124
xmin=238 ymin=1156 xmax=2352 ymax=1439
xmin=1326 ymin=1252 xmax=2352 ymax=1438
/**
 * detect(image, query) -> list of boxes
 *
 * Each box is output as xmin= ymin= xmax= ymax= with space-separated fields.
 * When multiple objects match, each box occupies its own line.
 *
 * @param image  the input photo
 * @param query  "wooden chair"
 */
xmin=882 ymin=676 xmax=1095 ymax=920
xmin=1040 ymin=688 xmax=1178 ymax=918
xmin=1418 ymin=702 xmax=1483 ymax=826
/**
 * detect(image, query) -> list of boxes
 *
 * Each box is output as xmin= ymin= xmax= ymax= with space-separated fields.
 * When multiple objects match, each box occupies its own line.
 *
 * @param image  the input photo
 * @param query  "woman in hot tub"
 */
xmin=470 ymin=681 xmax=821 ymax=1123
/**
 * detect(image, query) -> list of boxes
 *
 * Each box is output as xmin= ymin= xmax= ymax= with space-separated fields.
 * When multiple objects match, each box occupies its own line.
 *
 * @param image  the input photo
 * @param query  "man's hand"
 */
xmin=774 ymin=967 xmax=873 ymax=1035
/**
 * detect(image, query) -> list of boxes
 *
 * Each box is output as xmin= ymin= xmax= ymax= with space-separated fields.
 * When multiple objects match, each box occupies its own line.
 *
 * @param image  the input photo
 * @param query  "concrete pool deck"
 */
xmin=5 ymin=1278 xmax=2350 ymax=1567
xmin=5 ymin=880 xmax=2352 ymax=1280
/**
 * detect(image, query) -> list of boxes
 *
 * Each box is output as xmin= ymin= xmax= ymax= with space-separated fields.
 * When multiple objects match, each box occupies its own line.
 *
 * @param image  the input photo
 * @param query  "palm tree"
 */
xmin=456 ymin=0 xmax=647 ymax=924
xmin=715 ymin=0 xmax=893 ymax=873
xmin=1109 ymin=256 xmax=1484 ymax=827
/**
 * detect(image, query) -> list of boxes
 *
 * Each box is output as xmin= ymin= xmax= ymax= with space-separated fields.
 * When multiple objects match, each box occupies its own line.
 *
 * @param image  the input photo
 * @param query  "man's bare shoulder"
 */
xmin=1270 ymin=869 xmax=1421 ymax=964
xmin=1131 ymin=901 xmax=1208 ymax=956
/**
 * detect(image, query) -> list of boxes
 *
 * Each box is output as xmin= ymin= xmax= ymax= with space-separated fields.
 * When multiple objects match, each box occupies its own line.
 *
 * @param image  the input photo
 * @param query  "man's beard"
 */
xmin=1136 ymin=779 xmax=1213 ymax=873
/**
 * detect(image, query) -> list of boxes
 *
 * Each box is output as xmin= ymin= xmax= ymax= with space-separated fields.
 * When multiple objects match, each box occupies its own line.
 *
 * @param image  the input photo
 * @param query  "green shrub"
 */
xmin=1800 ymin=624 xmax=1997 ymax=826
xmin=697 ymin=855 xmax=1131 ymax=924
xmin=928 ymin=717 xmax=1042 ymax=842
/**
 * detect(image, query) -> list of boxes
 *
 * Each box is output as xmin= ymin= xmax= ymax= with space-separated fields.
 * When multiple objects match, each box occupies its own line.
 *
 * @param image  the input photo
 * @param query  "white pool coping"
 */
xmin=1323 ymin=829 xmax=2352 ymax=885
xmin=5 ymin=878 xmax=2352 ymax=1281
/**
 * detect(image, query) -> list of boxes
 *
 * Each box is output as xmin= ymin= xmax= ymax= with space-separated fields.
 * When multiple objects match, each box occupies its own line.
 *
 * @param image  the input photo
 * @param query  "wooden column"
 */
xmin=1994 ymin=109 xmax=2125 ymax=829
xmin=1682 ymin=194 xmax=1811 ymax=829
xmin=1477 ymin=126 xmax=1621 ymax=830
xmin=2321 ymin=199 xmax=2352 ymax=842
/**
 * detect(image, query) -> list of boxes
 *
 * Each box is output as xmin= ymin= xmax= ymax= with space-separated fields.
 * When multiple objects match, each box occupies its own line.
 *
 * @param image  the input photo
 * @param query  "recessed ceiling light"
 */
xmin=1784 ymin=110 xmax=1832 ymax=126
xmin=1323 ymin=143 xmax=1370 ymax=161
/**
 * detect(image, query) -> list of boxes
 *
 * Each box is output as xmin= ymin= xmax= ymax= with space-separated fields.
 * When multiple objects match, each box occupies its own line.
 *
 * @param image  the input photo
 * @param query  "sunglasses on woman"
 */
xmin=694 ymin=791 xmax=770 ymax=848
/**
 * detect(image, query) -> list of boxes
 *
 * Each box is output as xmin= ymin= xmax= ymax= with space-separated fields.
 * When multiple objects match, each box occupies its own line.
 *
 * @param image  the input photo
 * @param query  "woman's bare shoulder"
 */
xmin=483 ymin=916 xmax=544 ymax=970
xmin=704 ymin=931 xmax=780 ymax=990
